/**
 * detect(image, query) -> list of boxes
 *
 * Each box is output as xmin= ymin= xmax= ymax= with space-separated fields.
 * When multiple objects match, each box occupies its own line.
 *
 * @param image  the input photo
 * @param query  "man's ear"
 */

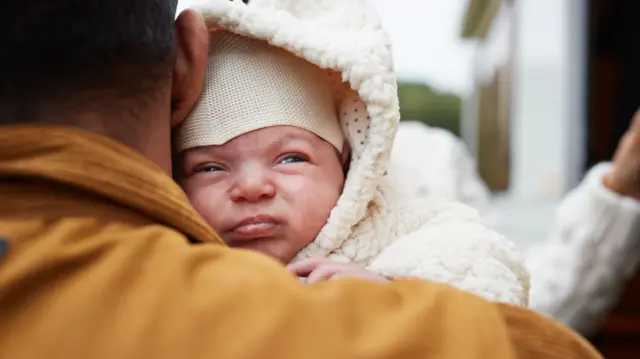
xmin=171 ymin=9 xmax=209 ymax=127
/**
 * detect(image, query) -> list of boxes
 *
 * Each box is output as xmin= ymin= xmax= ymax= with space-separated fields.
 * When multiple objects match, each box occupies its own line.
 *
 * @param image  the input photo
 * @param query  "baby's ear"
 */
xmin=340 ymin=142 xmax=351 ymax=171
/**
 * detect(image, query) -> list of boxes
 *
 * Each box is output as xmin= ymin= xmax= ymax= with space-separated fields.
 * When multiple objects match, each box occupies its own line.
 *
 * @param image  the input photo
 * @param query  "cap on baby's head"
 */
xmin=175 ymin=30 xmax=344 ymax=153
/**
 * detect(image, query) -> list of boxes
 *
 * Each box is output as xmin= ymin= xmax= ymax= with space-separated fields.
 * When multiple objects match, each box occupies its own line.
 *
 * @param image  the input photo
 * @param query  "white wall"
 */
xmin=463 ymin=0 xmax=588 ymax=199
xmin=510 ymin=0 xmax=588 ymax=199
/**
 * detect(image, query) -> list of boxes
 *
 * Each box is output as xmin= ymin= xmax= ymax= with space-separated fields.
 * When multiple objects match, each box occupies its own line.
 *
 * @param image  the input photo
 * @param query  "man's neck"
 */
xmin=1 ymin=91 xmax=176 ymax=175
xmin=38 ymin=106 xmax=174 ymax=175
xmin=85 ymin=113 xmax=173 ymax=175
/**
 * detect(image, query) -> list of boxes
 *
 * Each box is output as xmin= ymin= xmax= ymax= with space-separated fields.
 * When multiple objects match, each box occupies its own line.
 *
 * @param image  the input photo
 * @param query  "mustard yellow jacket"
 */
xmin=0 ymin=126 xmax=601 ymax=359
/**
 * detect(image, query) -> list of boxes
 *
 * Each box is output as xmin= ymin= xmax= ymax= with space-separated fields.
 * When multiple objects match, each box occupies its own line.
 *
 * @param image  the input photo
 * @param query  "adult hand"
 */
xmin=604 ymin=111 xmax=640 ymax=200
xmin=288 ymin=258 xmax=389 ymax=284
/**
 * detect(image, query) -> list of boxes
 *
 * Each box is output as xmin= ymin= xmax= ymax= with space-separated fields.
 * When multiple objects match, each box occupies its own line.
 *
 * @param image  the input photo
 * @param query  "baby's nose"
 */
xmin=230 ymin=172 xmax=276 ymax=203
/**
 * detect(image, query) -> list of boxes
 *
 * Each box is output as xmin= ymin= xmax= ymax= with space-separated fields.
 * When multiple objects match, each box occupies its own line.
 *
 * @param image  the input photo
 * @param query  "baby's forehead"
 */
xmin=230 ymin=126 xmax=325 ymax=147
xmin=185 ymin=125 xmax=336 ymax=155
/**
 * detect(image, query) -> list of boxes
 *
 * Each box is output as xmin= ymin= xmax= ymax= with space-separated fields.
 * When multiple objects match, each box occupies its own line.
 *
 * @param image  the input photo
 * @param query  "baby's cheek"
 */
xmin=187 ymin=187 xmax=223 ymax=227
xmin=291 ymin=179 xmax=341 ymax=235
xmin=180 ymin=178 xmax=199 ymax=199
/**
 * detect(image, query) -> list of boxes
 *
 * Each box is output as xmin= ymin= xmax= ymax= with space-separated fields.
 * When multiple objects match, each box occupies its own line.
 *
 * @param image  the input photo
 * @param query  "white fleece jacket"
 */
xmin=392 ymin=121 xmax=640 ymax=335
xmin=191 ymin=0 xmax=529 ymax=307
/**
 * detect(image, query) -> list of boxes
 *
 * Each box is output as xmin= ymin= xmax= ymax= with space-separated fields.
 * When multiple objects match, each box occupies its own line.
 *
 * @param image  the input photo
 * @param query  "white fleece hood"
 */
xmin=193 ymin=0 xmax=399 ymax=256
xmin=190 ymin=0 xmax=530 ymax=306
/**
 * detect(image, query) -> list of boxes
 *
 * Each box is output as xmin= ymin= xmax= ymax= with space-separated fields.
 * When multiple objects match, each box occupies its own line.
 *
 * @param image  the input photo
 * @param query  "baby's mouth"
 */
xmin=227 ymin=215 xmax=281 ymax=240
xmin=233 ymin=222 xmax=278 ymax=237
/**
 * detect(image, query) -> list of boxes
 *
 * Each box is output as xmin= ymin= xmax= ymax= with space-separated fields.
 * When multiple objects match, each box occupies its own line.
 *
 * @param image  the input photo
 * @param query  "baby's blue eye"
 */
xmin=196 ymin=164 xmax=223 ymax=173
xmin=280 ymin=155 xmax=306 ymax=164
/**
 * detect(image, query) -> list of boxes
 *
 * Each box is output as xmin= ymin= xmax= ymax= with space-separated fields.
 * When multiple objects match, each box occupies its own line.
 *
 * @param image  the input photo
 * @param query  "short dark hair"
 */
xmin=0 ymin=0 xmax=179 ymax=124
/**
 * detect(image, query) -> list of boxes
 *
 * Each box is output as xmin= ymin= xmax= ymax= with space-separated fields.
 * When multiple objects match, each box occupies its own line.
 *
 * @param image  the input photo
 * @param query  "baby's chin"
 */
xmin=224 ymin=235 xmax=305 ymax=264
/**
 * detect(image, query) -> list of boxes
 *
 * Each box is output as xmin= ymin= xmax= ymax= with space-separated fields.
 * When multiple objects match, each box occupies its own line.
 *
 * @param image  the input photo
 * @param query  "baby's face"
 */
xmin=178 ymin=126 xmax=345 ymax=263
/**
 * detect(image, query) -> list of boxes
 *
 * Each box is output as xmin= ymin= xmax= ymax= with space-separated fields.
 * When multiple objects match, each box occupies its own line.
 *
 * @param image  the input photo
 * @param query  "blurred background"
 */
xmin=178 ymin=0 xmax=639 ymax=355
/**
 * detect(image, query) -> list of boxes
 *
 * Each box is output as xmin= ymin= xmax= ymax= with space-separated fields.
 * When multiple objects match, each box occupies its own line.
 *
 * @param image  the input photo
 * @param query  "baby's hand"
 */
xmin=288 ymin=257 xmax=389 ymax=284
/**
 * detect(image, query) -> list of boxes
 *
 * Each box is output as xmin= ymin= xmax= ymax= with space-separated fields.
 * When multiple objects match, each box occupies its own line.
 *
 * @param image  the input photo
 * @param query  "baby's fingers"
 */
xmin=287 ymin=257 xmax=335 ymax=277
xmin=306 ymin=264 xmax=345 ymax=284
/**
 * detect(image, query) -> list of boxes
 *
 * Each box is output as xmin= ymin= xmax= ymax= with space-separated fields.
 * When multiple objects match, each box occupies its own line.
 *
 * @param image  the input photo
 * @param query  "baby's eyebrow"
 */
xmin=185 ymin=147 xmax=218 ymax=156
xmin=269 ymin=134 xmax=316 ymax=150
xmin=182 ymin=146 xmax=227 ymax=163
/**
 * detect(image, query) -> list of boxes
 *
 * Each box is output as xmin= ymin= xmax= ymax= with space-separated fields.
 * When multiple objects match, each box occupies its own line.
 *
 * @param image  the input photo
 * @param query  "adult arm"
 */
xmin=527 ymin=114 xmax=640 ymax=335
xmin=0 ymin=220 xmax=599 ymax=359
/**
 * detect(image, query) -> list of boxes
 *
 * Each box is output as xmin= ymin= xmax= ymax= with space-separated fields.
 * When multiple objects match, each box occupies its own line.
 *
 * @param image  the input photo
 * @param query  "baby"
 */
xmin=175 ymin=0 xmax=529 ymax=306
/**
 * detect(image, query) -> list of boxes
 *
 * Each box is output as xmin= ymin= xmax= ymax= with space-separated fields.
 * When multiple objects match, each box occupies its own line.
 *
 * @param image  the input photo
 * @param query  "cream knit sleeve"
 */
xmin=526 ymin=163 xmax=640 ymax=335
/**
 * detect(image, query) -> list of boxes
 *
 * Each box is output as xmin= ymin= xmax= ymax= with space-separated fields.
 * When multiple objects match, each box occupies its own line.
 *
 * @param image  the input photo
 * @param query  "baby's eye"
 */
xmin=195 ymin=164 xmax=224 ymax=173
xmin=278 ymin=155 xmax=307 ymax=165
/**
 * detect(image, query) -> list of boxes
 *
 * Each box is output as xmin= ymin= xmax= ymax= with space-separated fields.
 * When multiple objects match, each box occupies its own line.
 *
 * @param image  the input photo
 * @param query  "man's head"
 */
xmin=0 ymin=1 xmax=209 ymax=172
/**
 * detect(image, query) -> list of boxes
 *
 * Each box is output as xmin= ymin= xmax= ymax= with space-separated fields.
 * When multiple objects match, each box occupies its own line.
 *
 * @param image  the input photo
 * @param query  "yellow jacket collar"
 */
xmin=0 ymin=125 xmax=222 ymax=244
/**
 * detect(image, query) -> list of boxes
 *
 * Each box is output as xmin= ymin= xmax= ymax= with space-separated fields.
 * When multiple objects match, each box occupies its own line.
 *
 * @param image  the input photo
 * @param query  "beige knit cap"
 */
xmin=175 ymin=31 xmax=344 ymax=153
